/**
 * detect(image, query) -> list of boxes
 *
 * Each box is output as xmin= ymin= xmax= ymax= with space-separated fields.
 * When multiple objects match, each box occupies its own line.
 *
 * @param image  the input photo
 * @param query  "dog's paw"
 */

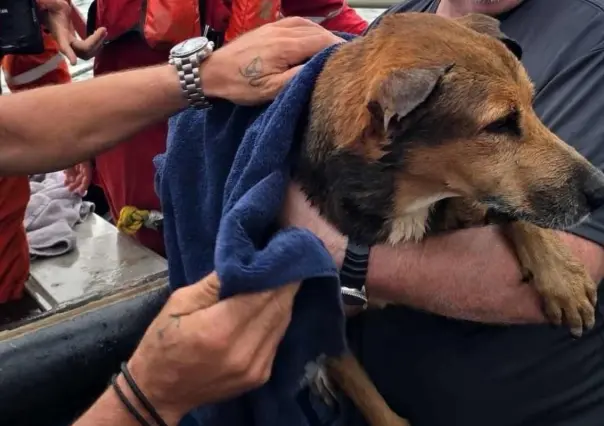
xmin=531 ymin=260 xmax=597 ymax=337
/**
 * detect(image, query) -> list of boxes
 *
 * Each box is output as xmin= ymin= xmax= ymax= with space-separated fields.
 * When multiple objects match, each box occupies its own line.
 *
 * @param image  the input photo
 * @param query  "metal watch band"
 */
xmin=171 ymin=44 xmax=213 ymax=109
xmin=339 ymin=242 xmax=371 ymax=307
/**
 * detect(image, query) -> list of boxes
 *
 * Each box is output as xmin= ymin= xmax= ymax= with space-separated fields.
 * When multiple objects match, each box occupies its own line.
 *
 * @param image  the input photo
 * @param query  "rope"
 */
xmin=116 ymin=206 xmax=163 ymax=235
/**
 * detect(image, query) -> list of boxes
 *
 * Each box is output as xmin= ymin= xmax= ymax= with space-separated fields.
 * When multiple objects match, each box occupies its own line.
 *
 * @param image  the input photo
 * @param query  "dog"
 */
xmin=293 ymin=12 xmax=604 ymax=426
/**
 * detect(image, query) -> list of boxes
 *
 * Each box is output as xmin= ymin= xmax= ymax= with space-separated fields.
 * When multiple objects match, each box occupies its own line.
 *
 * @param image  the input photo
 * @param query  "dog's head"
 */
xmin=313 ymin=13 xmax=604 ymax=230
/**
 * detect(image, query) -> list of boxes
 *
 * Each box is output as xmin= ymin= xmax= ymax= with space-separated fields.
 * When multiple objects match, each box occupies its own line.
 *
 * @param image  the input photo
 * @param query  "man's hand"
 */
xmin=202 ymin=17 xmax=345 ymax=105
xmin=64 ymin=161 xmax=92 ymax=195
xmin=37 ymin=0 xmax=107 ymax=65
xmin=125 ymin=273 xmax=300 ymax=424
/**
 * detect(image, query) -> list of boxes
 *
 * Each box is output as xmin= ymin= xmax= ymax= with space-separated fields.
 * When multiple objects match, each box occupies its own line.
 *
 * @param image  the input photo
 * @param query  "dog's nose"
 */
xmin=583 ymin=169 xmax=604 ymax=211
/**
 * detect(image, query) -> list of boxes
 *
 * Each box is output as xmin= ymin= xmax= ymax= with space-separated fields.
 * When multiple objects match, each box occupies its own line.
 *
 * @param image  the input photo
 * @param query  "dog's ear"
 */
xmin=456 ymin=13 xmax=523 ymax=59
xmin=367 ymin=65 xmax=452 ymax=133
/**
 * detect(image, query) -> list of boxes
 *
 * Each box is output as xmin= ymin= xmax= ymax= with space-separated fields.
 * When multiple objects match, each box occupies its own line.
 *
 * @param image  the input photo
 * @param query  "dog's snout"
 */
xmin=583 ymin=169 xmax=604 ymax=211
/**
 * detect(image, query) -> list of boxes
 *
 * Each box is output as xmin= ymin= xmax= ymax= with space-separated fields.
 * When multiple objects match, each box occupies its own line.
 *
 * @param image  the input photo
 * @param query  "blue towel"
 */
xmin=154 ymin=41 xmax=352 ymax=426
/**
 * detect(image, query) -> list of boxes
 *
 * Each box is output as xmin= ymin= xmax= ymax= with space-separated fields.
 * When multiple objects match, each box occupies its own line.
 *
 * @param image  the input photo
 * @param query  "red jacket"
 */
xmin=0 ymin=32 xmax=72 ymax=302
xmin=97 ymin=0 xmax=368 ymax=46
xmin=215 ymin=0 xmax=369 ymax=37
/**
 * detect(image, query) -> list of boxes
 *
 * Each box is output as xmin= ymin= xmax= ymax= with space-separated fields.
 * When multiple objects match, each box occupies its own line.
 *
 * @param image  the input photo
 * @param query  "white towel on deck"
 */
xmin=24 ymin=172 xmax=95 ymax=258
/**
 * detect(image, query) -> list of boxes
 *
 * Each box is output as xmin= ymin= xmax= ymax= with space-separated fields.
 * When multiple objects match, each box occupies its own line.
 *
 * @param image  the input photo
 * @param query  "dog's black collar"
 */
xmin=339 ymin=242 xmax=371 ymax=307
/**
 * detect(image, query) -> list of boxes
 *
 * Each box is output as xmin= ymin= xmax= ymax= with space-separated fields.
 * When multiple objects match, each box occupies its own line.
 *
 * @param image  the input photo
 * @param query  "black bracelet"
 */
xmin=111 ymin=373 xmax=152 ymax=426
xmin=121 ymin=362 xmax=169 ymax=426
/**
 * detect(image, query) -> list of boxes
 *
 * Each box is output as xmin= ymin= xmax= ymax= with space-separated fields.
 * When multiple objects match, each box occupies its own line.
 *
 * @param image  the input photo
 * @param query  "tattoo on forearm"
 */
xmin=239 ymin=56 xmax=265 ymax=87
xmin=157 ymin=313 xmax=185 ymax=339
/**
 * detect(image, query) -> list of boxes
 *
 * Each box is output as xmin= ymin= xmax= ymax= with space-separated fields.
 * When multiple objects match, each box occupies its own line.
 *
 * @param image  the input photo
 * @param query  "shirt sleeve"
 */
xmin=534 ymin=47 xmax=604 ymax=247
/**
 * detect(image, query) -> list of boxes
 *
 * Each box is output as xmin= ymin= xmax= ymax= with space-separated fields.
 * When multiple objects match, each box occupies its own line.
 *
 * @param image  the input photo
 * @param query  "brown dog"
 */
xmin=293 ymin=12 xmax=604 ymax=426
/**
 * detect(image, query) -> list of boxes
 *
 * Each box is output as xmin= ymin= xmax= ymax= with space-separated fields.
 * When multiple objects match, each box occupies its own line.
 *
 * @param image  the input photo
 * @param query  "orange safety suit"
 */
xmin=0 ymin=31 xmax=71 ymax=303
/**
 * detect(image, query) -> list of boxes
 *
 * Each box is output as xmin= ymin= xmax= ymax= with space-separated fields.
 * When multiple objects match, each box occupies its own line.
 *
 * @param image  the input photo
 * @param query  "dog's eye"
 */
xmin=484 ymin=109 xmax=521 ymax=136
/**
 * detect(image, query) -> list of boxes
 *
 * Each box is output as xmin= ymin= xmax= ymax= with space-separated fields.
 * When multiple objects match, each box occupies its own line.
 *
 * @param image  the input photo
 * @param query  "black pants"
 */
xmin=341 ymin=288 xmax=604 ymax=426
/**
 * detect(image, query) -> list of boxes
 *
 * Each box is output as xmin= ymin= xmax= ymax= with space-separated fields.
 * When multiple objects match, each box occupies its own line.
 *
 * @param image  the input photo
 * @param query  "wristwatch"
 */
xmin=339 ymin=242 xmax=371 ymax=308
xmin=168 ymin=37 xmax=215 ymax=109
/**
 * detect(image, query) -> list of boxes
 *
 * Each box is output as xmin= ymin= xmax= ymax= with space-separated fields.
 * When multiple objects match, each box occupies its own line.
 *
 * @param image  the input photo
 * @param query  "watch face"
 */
xmin=171 ymin=37 xmax=209 ymax=58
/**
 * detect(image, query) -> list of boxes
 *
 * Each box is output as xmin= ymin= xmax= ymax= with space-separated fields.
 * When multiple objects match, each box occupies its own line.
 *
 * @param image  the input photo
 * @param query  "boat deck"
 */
xmin=0 ymin=214 xmax=168 ymax=331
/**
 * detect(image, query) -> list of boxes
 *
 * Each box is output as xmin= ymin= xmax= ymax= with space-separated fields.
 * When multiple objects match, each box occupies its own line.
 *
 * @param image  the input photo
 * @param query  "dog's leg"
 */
xmin=326 ymin=353 xmax=411 ymax=426
xmin=503 ymin=221 xmax=597 ymax=336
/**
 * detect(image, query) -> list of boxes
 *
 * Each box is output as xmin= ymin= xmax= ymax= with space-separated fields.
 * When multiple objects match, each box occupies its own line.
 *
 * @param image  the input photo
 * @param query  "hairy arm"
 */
xmin=0 ymin=17 xmax=343 ymax=176
xmin=284 ymin=184 xmax=604 ymax=323
xmin=0 ymin=64 xmax=189 ymax=175
xmin=72 ymin=377 xmax=155 ymax=426
xmin=366 ymin=226 xmax=604 ymax=323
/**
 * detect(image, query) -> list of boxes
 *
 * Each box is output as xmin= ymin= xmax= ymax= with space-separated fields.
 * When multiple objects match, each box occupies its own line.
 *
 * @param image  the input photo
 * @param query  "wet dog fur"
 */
xmin=292 ymin=12 xmax=604 ymax=426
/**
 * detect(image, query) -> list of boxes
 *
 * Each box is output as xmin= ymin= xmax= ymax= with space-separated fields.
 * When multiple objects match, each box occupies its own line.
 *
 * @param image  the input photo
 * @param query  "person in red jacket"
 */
xmin=76 ymin=0 xmax=367 ymax=257
xmin=0 ymin=31 xmax=73 ymax=303
xmin=0 ymin=0 xmax=104 ymax=304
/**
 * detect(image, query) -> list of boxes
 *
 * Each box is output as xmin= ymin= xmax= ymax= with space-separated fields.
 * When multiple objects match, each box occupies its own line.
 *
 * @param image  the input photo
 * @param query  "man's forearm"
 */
xmin=0 ymin=17 xmax=344 ymax=175
xmin=366 ymin=226 xmax=604 ymax=323
xmin=0 ymin=64 xmax=187 ymax=175
xmin=73 ymin=374 xmax=181 ymax=426
xmin=73 ymin=386 xmax=141 ymax=426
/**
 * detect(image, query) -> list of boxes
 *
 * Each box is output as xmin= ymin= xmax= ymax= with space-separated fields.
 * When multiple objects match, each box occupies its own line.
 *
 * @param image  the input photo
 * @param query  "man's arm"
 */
xmin=0 ymin=64 xmax=186 ymax=175
xmin=0 ymin=17 xmax=343 ymax=175
xmin=366 ymin=227 xmax=604 ymax=323
xmin=284 ymin=183 xmax=604 ymax=323
xmin=73 ymin=379 xmax=143 ymax=426
xmin=73 ymin=274 xmax=299 ymax=426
